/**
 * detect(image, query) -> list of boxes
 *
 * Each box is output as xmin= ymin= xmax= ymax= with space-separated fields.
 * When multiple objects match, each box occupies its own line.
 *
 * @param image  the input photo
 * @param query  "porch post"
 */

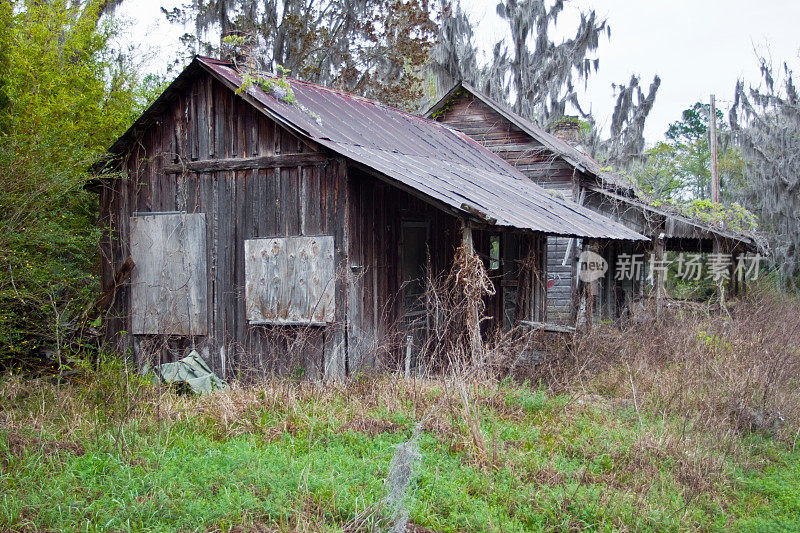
xmin=712 ymin=237 xmax=725 ymax=306
xmin=654 ymin=233 xmax=666 ymax=316
xmin=584 ymin=239 xmax=600 ymax=330
xmin=735 ymin=245 xmax=748 ymax=297
xmin=728 ymin=242 xmax=740 ymax=297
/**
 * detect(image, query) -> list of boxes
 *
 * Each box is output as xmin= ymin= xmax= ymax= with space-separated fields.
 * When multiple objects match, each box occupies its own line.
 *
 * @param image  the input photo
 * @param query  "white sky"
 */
xmin=116 ymin=0 xmax=800 ymax=143
xmin=461 ymin=0 xmax=800 ymax=140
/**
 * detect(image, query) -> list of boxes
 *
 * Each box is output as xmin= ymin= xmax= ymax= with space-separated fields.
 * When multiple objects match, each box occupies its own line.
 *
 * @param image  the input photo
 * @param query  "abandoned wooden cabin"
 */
xmin=94 ymin=56 xmax=647 ymax=379
xmin=427 ymin=82 xmax=759 ymax=325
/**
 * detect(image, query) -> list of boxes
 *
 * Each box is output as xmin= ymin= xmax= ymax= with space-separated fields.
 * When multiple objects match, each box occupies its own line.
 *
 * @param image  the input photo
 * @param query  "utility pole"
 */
xmin=710 ymin=94 xmax=720 ymax=203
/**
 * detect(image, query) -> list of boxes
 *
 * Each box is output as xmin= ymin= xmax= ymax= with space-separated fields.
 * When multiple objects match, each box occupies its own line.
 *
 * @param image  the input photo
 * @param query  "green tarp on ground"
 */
xmin=149 ymin=351 xmax=229 ymax=394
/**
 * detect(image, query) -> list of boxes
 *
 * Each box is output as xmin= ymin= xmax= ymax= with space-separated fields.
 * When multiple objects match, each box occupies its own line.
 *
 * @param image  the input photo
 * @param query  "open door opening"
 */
xmin=400 ymin=221 xmax=429 ymax=372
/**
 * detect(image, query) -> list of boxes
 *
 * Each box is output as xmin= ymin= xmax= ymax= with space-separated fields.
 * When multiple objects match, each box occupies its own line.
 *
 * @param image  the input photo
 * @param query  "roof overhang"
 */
xmin=97 ymin=57 xmax=649 ymax=242
xmin=426 ymin=81 xmax=759 ymax=251
xmin=586 ymin=185 xmax=760 ymax=251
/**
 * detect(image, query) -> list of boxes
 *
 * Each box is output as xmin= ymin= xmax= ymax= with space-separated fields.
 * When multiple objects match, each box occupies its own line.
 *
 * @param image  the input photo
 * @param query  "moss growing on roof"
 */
xmin=429 ymin=88 xmax=468 ymax=120
xmin=236 ymin=70 xmax=297 ymax=105
xmin=650 ymin=198 xmax=759 ymax=233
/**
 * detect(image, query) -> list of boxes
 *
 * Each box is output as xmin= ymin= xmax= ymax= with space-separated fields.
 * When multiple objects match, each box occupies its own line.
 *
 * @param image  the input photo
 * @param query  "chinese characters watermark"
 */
xmin=609 ymin=252 xmax=764 ymax=282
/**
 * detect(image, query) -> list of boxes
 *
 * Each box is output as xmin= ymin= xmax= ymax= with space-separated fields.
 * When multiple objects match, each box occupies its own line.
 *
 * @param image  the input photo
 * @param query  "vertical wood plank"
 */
xmin=190 ymin=83 xmax=199 ymax=161
xmin=654 ymin=234 xmax=666 ymax=315
xmin=346 ymin=170 xmax=368 ymax=371
xmin=324 ymin=159 xmax=349 ymax=379
xmin=233 ymin=170 xmax=247 ymax=369
xmin=205 ymin=75 xmax=214 ymax=158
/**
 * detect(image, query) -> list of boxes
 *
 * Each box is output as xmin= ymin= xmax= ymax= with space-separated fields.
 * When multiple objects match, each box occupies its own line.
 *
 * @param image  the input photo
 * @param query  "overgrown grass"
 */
xmin=2 ymin=290 xmax=799 ymax=531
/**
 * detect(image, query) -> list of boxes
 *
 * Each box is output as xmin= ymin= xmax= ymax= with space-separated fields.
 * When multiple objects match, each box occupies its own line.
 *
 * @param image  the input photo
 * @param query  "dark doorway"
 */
xmin=400 ymin=221 xmax=429 ymax=370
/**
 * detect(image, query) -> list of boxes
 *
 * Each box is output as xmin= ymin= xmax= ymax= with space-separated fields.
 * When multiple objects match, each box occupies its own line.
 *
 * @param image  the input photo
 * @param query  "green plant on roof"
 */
xmin=655 ymin=198 xmax=758 ymax=232
xmin=236 ymin=66 xmax=296 ymax=105
xmin=429 ymin=88 xmax=468 ymax=120
xmin=684 ymin=199 xmax=758 ymax=232
xmin=649 ymin=197 xmax=676 ymax=208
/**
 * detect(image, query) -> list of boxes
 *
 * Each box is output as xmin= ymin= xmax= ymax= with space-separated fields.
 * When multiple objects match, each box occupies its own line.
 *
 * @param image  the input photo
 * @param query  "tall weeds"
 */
xmin=4 ymin=281 xmax=799 ymax=530
xmin=516 ymin=287 xmax=800 ymax=489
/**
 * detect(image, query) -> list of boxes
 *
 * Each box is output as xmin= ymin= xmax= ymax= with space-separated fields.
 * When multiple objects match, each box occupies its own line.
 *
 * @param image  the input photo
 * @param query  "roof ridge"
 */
xmin=201 ymin=56 xmax=441 ymax=126
xmin=105 ymin=55 xmax=650 ymax=241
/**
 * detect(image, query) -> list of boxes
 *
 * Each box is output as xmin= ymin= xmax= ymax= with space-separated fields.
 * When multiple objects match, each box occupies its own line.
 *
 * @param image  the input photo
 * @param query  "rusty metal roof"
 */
xmin=425 ymin=81 xmax=636 ymax=192
xmin=587 ymin=185 xmax=763 ymax=251
xmin=105 ymin=56 xmax=646 ymax=241
xmin=426 ymin=81 xmax=759 ymax=249
xmin=195 ymin=58 xmax=646 ymax=241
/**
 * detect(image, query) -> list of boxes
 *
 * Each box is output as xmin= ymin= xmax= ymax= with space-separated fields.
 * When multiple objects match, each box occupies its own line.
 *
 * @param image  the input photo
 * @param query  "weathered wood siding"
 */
xmin=345 ymin=168 xmax=463 ymax=370
xmin=99 ymin=71 xmax=346 ymax=378
xmin=435 ymin=93 xmax=576 ymax=324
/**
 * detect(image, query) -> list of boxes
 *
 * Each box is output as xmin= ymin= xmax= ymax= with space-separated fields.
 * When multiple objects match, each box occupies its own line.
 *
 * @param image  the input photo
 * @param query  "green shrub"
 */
xmin=0 ymin=1 xmax=140 ymax=369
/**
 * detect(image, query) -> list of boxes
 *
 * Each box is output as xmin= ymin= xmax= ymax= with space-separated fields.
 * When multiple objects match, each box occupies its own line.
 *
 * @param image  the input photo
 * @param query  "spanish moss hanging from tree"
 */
xmin=731 ymin=58 xmax=800 ymax=281
xmin=429 ymin=0 xmax=661 ymax=171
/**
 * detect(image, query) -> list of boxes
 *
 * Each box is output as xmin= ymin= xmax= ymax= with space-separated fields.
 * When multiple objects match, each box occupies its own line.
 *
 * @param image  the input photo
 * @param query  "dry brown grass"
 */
xmin=4 ymin=286 xmax=798 ymax=531
xmin=501 ymin=287 xmax=800 ymax=495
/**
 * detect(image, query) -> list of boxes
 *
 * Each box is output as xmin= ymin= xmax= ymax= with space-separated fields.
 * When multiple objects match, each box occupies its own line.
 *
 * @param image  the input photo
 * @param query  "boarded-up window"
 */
xmin=244 ymin=236 xmax=335 ymax=325
xmin=130 ymin=213 xmax=208 ymax=335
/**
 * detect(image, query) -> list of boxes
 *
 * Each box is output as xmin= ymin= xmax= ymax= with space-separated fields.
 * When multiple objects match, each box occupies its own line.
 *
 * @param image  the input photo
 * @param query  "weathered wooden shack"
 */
xmin=94 ymin=57 xmax=646 ymax=379
xmin=427 ymin=83 xmax=759 ymax=324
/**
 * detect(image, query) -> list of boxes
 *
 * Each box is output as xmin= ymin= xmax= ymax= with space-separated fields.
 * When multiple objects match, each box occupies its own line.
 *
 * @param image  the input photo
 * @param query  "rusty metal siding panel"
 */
xmin=244 ymin=235 xmax=336 ymax=325
xmin=129 ymin=213 xmax=208 ymax=335
xmin=194 ymin=57 xmax=647 ymax=242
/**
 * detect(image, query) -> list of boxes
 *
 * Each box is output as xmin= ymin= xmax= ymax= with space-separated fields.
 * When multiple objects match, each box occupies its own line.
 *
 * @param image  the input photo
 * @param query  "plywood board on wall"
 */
xmin=245 ymin=236 xmax=335 ymax=325
xmin=130 ymin=213 xmax=208 ymax=335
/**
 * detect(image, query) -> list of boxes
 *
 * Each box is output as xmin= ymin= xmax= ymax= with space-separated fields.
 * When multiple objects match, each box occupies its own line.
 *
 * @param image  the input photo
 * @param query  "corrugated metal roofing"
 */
xmin=194 ymin=57 xmax=645 ymax=241
xmin=426 ymin=81 xmax=758 ymax=249
xmin=588 ymin=185 xmax=763 ymax=250
xmin=425 ymin=81 xmax=636 ymax=192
